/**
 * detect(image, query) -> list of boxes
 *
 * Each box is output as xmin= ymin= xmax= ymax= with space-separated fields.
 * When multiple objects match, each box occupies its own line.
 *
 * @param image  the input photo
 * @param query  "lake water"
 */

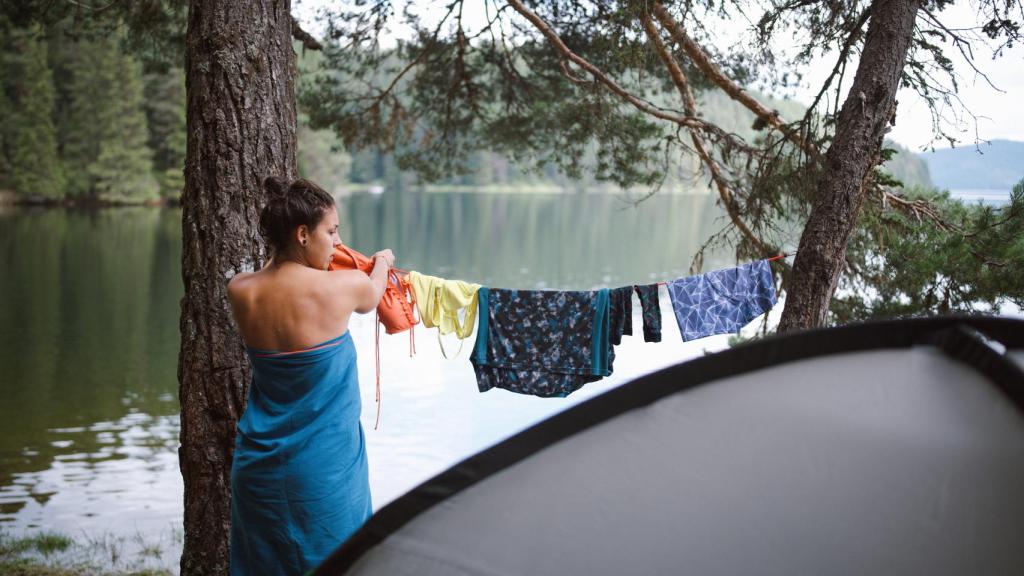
xmin=0 ymin=191 xmax=757 ymax=572
xmin=949 ymin=188 xmax=1013 ymax=206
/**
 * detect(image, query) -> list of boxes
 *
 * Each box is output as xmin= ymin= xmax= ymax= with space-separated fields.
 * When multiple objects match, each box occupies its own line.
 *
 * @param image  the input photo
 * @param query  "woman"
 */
xmin=226 ymin=176 xmax=394 ymax=575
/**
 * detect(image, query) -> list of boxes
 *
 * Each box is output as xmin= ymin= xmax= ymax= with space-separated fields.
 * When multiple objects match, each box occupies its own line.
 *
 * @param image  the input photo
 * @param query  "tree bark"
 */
xmin=778 ymin=0 xmax=921 ymax=332
xmin=179 ymin=1 xmax=297 ymax=574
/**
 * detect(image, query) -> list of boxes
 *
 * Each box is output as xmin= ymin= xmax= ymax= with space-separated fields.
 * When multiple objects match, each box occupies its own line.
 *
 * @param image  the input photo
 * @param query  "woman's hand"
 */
xmin=372 ymin=249 xmax=395 ymax=269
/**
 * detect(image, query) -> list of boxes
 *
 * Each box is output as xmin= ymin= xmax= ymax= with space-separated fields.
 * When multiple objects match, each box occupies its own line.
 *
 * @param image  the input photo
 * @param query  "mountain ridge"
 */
xmin=917 ymin=139 xmax=1024 ymax=190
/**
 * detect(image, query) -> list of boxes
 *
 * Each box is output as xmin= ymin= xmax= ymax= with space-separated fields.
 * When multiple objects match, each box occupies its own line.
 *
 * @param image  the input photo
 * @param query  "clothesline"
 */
xmin=766 ymin=251 xmax=796 ymax=262
xmin=392 ymin=252 xmax=796 ymax=289
xmin=652 ymin=251 xmax=795 ymax=286
xmin=346 ymin=248 xmax=789 ymax=428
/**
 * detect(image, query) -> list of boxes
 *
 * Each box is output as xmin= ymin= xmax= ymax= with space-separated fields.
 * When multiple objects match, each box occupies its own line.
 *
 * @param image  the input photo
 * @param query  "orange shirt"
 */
xmin=329 ymin=245 xmax=418 ymax=335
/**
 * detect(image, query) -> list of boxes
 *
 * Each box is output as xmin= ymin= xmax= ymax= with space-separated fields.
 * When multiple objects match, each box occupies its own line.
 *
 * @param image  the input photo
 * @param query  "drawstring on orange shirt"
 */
xmin=372 ymin=271 xmax=418 ymax=431
xmin=374 ymin=310 xmax=382 ymax=430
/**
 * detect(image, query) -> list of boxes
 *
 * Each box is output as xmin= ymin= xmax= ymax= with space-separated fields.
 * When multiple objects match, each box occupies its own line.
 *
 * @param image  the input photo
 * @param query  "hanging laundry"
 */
xmin=330 ymin=244 xmax=417 ymax=428
xmin=634 ymin=284 xmax=662 ymax=343
xmin=609 ymin=284 xmax=662 ymax=345
xmin=329 ymin=245 xmax=417 ymax=334
xmin=408 ymin=271 xmax=481 ymax=358
xmin=666 ymin=260 xmax=776 ymax=341
xmin=472 ymin=287 xmax=611 ymax=398
xmin=608 ymin=286 xmax=634 ymax=346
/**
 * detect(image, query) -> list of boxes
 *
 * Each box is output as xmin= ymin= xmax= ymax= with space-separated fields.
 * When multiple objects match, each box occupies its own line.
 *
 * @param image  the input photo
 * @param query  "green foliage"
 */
xmin=304 ymin=39 xmax=671 ymax=188
xmin=298 ymin=111 xmax=354 ymax=196
xmin=143 ymin=67 xmax=186 ymax=199
xmin=63 ymin=36 xmax=157 ymax=202
xmin=0 ymin=1 xmax=186 ymax=72
xmin=302 ymin=0 xmax=1023 ymax=326
xmin=0 ymin=531 xmax=72 ymax=557
xmin=834 ymin=180 xmax=1024 ymax=321
xmin=62 ymin=36 xmax=118 ymax=198
xmin=0 ymin=528 xmax=173 ymax=575
xmin=295 ymin=48 xmax=353 ymax=194
xmin=0 ymin=26 xmax=13 ymax=190
xmin=4 ymin=27 xmax=64 ymax=199
xmin=881 ymin=142 xmax=933 ymax=190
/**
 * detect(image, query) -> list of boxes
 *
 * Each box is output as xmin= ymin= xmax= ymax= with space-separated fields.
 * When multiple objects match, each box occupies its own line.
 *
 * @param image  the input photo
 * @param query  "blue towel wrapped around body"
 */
xmin=230 ymin=332 xmax=371 ymax=575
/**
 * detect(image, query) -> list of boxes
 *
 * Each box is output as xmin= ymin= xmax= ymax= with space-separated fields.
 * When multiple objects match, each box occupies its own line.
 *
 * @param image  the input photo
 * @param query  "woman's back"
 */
xmin=228 ymin=262 xmax=370 ymax=353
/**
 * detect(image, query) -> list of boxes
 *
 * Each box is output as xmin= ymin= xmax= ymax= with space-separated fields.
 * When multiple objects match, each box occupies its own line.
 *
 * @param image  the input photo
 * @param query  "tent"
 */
xmin=315 ymin=316 xmax=1024 ymax=576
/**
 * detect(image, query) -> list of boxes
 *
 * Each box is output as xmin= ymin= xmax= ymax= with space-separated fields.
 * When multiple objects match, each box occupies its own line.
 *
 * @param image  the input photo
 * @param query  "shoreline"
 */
xmin=0 ymin=194 xmax=180 ymax=209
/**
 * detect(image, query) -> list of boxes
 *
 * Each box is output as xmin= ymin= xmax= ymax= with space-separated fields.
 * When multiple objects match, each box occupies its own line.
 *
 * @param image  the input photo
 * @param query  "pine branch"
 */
xmin=291 ymin=16 xmax=323 ymax=51
xmin=652 ymin=2 xmax=819 ymax=160
xmin=505 ymin=0 xmax=706 ymax=130
xmin=641 ymin=13 xmax=769 ymax=254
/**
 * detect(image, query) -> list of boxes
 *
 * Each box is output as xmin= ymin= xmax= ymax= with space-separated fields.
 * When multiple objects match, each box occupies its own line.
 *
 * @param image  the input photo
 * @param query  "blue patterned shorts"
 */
xmin=666 ymin=260 xmax=776 ymax=341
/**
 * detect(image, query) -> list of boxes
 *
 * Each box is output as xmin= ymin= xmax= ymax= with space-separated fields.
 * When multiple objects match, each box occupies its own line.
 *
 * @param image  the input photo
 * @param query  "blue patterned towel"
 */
xmin=666 ymin=260 xmax=776 ymax=341
xmin=472 ymin=287 xmax=611 ymax=397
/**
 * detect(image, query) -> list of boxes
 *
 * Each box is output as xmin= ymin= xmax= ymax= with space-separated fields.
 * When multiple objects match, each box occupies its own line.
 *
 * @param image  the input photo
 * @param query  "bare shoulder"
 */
xmin=226 ymin=271 xmax=258 ymax=303
xmin=320 ymin=268 xmax=372 ymax=294
xmin=316 ymin=269 xmax=375 ymax=311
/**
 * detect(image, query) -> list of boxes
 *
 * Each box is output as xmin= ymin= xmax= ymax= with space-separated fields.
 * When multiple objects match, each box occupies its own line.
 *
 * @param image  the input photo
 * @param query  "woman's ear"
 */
xmin=296 ymin=225 xmax=309 ymax=247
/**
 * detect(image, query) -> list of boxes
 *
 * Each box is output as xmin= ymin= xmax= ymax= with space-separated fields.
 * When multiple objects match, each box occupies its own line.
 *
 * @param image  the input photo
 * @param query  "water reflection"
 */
xmin=0 ymin=192 xmax=742 ymax=571
xmin=343 ymin=191 xmax=733 ymax=289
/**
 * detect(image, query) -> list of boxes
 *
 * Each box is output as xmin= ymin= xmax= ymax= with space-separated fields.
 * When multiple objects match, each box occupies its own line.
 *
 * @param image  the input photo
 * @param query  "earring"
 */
xmin=301 ymin=240 xmax=307 ymax=246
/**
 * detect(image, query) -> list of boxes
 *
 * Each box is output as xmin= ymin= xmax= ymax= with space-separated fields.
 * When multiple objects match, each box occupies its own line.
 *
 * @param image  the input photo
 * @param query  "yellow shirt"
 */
xmin=408 ymin=271 xmax=481 ymax=340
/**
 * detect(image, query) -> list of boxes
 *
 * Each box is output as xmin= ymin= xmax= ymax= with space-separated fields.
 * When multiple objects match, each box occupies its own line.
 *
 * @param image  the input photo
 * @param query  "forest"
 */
xmin=0 ymin=18 xmax=933 ymax=204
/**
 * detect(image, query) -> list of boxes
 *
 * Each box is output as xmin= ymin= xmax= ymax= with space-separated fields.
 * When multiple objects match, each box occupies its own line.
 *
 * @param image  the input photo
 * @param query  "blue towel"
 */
xmin=230 ymin=332 xmax=371 ymax=576
xmin=667 ymin=260 xmax=777 ymax=341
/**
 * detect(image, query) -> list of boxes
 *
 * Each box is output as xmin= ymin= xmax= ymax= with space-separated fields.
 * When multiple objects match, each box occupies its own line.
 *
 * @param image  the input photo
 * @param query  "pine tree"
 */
xmin=8 ymin=27 xmax=64 ymax=199
xmin=0 ymin=70 xmax=13 ymax=191
xmin=88 ymin=48 xmax=158 ymax=203
xmin=0 ymin=18 xmax=12 ymax=190
xmin=62 ymin=36 xmax=157 ymax=202
xmin=143 ymin=66 xmax=186 ymax=199
xmin=62 ymin=37 xmax=118 ymax=198
xmin=46 ymin=18 xmax=77 ymax=162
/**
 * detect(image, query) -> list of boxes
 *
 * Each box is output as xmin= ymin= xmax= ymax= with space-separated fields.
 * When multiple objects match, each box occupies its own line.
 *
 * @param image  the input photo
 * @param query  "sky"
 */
xmin=294 ymin=0 xmax=1024 ymax=151
xmin=791 ymin=2 xmax=1024 ymax=151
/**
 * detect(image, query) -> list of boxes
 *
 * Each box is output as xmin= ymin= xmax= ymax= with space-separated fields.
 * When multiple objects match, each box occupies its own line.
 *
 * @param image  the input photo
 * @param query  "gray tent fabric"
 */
xmin=316 ymin=317 xmax=1024 ymax=576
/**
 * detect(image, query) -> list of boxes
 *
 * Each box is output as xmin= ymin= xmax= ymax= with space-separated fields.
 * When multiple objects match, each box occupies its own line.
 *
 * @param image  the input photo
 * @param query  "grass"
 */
xmin=131 ymin=532 xmax=163 ymax=560
xmin=0 ymin=532 xmax=72 ymax=557
xmin=0 ymin=557 xmax=86 ymax=575
xmin=0 ymin=529 xmax=174 ymax=576
xmin=0 ymin=559 xmax=171 ymax=576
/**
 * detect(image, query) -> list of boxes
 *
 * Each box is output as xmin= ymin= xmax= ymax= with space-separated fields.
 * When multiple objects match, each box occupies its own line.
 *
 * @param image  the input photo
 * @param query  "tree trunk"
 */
xmin=179 ymin=1 xmax=297 ymax=574
xmin=778 ymin=0 xmax=921 ymax=332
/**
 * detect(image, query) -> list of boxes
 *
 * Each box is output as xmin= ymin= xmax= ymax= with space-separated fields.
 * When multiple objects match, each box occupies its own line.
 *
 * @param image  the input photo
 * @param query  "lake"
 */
xmin=948 ymin=188 xmax=1014 ymax=206
xmin=0 ymin=191 xmax=756 ymax=572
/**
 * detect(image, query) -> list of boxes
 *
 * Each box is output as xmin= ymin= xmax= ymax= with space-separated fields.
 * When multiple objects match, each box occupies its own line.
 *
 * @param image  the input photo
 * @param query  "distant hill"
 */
xmin=881 ymin=141 xmax=932 ymax=189
xmin=918 ymin=139 xmax=1024 ymax=190
xmin=668 ymin=90 xmax=933 ymax=191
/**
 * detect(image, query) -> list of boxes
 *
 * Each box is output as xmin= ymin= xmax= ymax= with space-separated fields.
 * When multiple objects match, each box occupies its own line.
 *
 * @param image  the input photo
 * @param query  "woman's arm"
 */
xmin=354 ymin=249 xmax=394 ymax=313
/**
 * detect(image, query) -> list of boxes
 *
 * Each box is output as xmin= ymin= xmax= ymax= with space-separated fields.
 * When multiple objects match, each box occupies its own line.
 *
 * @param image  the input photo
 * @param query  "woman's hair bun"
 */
xmin=263 ymin=176 xmax=289 ymax=199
